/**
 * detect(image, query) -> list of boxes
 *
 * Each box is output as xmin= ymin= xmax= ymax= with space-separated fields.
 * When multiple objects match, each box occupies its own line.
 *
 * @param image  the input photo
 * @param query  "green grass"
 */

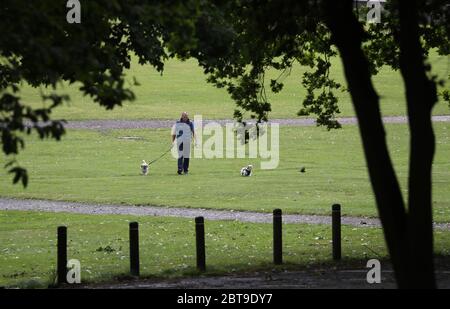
xmin=1 ymin=123 xmax=450 ymax=222
xmin=1 ymin=210 xmax=449 ymax=288
xmin=18 ymin=53 xmax=450 ymax=120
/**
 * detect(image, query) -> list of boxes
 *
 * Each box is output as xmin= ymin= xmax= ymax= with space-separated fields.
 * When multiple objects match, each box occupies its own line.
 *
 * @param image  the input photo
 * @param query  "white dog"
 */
xmin=141 ymin=160 xmax=149 ymax=175
xmin=240 ymin=164 xmax=253 ymax=177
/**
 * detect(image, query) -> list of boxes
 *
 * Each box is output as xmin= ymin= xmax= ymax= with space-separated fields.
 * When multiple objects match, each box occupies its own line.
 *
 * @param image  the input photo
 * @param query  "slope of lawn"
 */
xmin=17 ymin=52 xmax=450 ymax=120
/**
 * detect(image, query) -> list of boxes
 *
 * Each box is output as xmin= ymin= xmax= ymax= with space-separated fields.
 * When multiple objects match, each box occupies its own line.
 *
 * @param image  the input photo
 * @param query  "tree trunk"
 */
xmin=322 ymin=0 xmax=412 ymax=288
xmin=398 ymin=0 xmax=437 ymax=288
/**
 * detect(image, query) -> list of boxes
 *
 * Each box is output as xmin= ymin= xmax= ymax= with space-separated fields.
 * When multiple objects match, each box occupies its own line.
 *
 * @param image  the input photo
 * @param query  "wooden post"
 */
xmin=195 ymin=217 xmax=206 ymax=271
xmin=273 ymin=209 xmax=283 ymax=265
xmin=57 ymin=226 xmax=67 ymax=285
xmin=332 ymin=204 xmax=342 ymax=260
xmin=129 ymin=222 xmax=140 ymax=276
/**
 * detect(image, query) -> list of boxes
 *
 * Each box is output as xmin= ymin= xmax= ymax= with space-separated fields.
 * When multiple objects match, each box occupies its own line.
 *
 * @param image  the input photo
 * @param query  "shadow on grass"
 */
xmin=4 ymin=255 xmax=448 ymax=289
xmin=51 ymin=255 xmax=450 ymax=289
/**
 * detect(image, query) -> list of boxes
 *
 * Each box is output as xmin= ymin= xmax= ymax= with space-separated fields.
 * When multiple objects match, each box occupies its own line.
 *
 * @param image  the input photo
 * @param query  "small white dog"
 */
xmin=141 ymin=160 xmax=149 ymax=175
xmin=240 ymin=164 xmax=253 ymax=177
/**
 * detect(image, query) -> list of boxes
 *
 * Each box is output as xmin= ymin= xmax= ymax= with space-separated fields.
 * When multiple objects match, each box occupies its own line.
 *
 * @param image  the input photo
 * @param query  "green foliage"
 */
xmin=443 ymin=89 xmax=450 ymax=108
xmin=192 ymin=1 xmax=449 ymax=130
xmin=196 ymin=2 xmax=344 ymax=126
xmin=297 ymin=30 xmax=342 ymax=130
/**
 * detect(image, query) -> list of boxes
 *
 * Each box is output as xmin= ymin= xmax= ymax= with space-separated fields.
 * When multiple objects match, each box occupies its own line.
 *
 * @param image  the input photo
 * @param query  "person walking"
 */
xmin=171 ymin=112 xmax=195 ymax=175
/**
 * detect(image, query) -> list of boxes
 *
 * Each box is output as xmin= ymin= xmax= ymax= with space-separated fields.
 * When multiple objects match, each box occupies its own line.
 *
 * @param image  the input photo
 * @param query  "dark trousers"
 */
xmin=178 ymin=157 xmax=190 ymax=172
xmin=177 ymin=142 xmax=190 ymax=172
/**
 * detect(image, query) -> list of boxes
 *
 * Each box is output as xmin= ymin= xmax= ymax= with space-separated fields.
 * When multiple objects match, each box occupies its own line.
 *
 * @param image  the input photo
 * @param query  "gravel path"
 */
xmin=64 ymin=115 xmax=450 ymax=130
xmin=1 ymin=198 xmax=449 ymax=230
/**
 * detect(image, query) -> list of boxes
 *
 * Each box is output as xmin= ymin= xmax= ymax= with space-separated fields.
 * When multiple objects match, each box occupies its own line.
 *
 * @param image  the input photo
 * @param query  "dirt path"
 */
xmin=77 ymin=269 xmax=450 ymax=289
xmin=64 ymin=115 xmax=450 ymax=130
xmin=1 ymin=198 xmax=449 ymax=230
xmin=82 ymin=269 xmax=400 ymax=289
xmin=73 ymin=263 xmax=450 ymax=289
xmin=71 ymin=255 xmax=450 ymax=289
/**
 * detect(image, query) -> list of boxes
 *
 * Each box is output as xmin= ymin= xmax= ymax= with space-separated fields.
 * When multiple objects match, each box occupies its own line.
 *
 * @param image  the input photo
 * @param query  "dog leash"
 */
xmin=147 ymin=143 xmax=175 ymax=165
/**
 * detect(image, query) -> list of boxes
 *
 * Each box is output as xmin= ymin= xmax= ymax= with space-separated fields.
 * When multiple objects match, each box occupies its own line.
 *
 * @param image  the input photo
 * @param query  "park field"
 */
xmin=1 ymin=210 xmax=449 ymax=288
xmin=17 ymin=53 xmax=450 ymax=121
xmin=2 ymin=53 xmax=450 ymax=290
xmin=1 ymin=122 xmax=450 ymax=222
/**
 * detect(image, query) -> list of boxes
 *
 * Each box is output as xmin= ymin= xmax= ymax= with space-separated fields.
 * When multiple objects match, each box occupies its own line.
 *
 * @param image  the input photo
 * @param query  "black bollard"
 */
xmin=273 ymin=209 xmax=283 ymax=265
xmin=129 ymin=222 xmax=140 ymax=276
xmin=57 ymin=226 xmax=67 ymax=285
xmin=195 ymin=217 xmax=206 ymax=271
xmin=332 ymin=204 xmax=341 ymax=260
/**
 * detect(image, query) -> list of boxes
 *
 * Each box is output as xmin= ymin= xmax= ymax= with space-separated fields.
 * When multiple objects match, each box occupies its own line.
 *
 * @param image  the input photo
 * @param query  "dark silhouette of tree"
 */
xmin=322 ymin=0 xmax=445 ymax=289
xmin=188 ymin=0 xmax=449 ymax=288
xmin=398 ymin=0 xmax=439 ymax=288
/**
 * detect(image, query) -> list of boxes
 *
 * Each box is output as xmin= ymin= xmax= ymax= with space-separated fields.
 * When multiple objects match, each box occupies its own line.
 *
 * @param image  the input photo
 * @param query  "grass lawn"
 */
xmin=17 ymin=53 xmax=450 ymax=120
xmin=1 ymin=210 xmax=449 ymax=288
xmin=1 ymin=123 xmax=450 ymax=222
